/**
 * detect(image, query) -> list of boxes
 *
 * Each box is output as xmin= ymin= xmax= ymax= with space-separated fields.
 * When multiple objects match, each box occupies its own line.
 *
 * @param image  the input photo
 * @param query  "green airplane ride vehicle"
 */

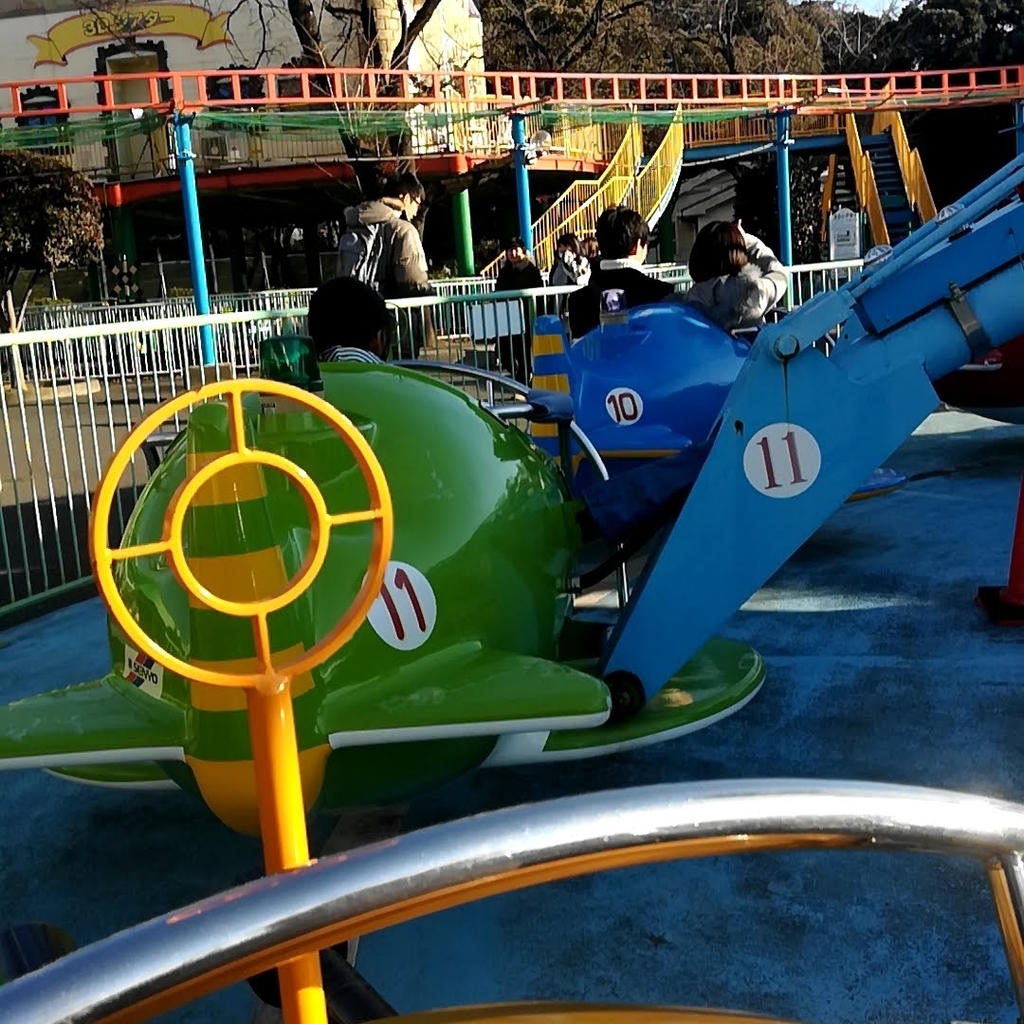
xmin=0 ymin=348 xmax=765 ymax=836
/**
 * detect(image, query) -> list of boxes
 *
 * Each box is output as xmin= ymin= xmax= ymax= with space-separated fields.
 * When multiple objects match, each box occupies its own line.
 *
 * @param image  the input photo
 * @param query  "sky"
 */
xmin=845 ymin=0 xmax=910 ymax=15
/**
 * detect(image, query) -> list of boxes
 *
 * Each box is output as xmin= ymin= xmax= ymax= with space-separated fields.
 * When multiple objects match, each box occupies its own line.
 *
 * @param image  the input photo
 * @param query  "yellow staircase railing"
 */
xmin=820 ymin=153 xmax=837 ymax=243
xmin=484 ymin=114 xmax=685 ymax=279
xmin=628 ymin=114 xmax=685 ymax=231
xmin=871 ymin=107 xmax=937 ymax=224
xmin=481 ymin=121 xmax=642 ymax=278
xmin=845 ymin=113 xmax=889 ymax=247
xmin=531 ymin=114 xmax=683 ymax=273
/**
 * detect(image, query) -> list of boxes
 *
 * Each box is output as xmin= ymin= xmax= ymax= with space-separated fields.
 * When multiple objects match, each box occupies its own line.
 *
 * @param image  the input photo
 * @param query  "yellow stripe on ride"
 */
xmin=531 ymin=373 xmax=570 ymax=393
xmin=530 ymin=373 xmax=571 ymax=441
xmin=185 ymin=450 xmax=267 ymax=506
xmin=185 ymin=744 xmax=332 ymax=836
xmin=190 ymin=641 xmax=315 ymax=711
xmin=185 ymin=547 xmax=290 ymax=608
xmin=532 ymin=333 xmax=565 ymax=357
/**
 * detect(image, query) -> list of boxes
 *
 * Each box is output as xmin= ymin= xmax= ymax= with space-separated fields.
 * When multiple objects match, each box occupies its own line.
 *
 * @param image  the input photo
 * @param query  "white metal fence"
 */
xmin=0 ymin=259 xmax=863 ymax=617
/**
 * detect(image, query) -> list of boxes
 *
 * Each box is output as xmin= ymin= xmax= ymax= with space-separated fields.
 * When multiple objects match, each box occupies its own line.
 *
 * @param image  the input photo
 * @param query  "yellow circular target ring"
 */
xmin=89 ymin=378 xmax=394 ymax=691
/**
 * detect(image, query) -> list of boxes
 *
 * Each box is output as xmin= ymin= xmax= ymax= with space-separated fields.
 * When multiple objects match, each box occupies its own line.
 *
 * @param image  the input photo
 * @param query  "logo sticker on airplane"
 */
xmin=367 ymin=561 xmax=437 ymax=651
xmin=605 ymin=388 xmax=643 ymax=425
xmin=742 ymin=422 xmax=821 ymax=498
xmin=123 ymin=645 xmax=164 ymax=698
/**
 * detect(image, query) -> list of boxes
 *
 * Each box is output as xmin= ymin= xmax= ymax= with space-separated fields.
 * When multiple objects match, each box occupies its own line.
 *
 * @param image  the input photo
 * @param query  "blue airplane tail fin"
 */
xmin=530 ymin=315 xmax=574 ymax=461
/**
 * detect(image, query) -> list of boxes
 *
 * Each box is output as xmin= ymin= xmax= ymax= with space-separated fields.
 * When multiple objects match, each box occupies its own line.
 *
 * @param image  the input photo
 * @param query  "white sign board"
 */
xmin=828 ymin=207 xmax=861 ymax=261
xmin=469 ymin=301 xmax=524 ymax=342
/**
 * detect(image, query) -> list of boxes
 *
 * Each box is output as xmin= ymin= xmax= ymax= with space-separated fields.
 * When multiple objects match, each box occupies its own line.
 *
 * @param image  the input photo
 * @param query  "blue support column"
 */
xmin=775 ymin=111 xmax=793 ymax=267
xmin=510 ymin=112 xmax=534 ymax=255
xmin=172 ymin=113 xmax=215 ymax=367
xmin=1016 ymin=101 xmax=1024 ymax=158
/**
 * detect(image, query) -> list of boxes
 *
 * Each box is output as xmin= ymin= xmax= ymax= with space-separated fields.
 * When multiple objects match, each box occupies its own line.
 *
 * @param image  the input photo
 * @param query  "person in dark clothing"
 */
xmin=307 ymin=276 xmax=392 ymax=363
xmin=566 ymin=208 xmax=675 ymax=340
xmin=494 ymin=237 xmax=544 ymax=384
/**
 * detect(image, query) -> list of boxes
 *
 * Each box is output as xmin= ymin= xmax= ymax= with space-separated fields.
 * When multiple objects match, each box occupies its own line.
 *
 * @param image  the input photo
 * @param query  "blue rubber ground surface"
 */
xmin=1 ymin=409 xmax=1023 ymax=1022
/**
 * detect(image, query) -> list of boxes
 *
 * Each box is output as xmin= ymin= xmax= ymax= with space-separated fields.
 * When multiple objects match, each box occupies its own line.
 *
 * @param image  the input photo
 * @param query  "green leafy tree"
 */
xmin=882 ymin=0 xmax=1024 ymax=69
xmin=478 ymin=0 xmax=824 ymax=74
xmin=655 ymin=0 xmax=823 ymax=76
xmin=733 ymin=154 xmax=824 ymax=264
xmin=864 ymin=0 xmax=1024 ymax=208
xmin=0 ymin=150 xmax=102 ymax=327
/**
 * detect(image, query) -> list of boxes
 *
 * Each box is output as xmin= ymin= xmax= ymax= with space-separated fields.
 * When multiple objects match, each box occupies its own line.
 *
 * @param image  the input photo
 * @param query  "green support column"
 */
xmin=658 ymin=213 xmax=675 ymax=264
xmin=452 ymin=188 xmax=475 ymax=277
xmin=86 ymin=260 xmax=104 ymax=302
xmin=109 ymin=205 xmax=139 ymax=302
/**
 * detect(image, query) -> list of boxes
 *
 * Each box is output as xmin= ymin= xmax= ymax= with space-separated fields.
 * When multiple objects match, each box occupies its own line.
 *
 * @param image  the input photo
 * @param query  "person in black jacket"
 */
xmin=494 ymin=237 xmax=544 ymax=384
xmin=567 ymin=208 xmax=675 ymax=340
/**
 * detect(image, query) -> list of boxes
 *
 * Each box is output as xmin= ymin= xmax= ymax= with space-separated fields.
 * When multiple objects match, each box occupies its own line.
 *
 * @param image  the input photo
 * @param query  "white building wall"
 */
xmin=674 ymin=198 xmax=736 ymax=264
xmin=0 ymin=0 xmax=481 ymax=112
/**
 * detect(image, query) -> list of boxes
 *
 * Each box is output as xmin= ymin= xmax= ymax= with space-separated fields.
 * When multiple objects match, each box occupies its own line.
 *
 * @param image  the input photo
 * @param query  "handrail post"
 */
xmin=511 ymin=111 xmax=534 ymax=255
xmin=775 ymin=110 xmax=793 ymax=266
xmin=989 ymin=852 xmax=1024 ymax=1019
xmin=171 ymin=112 xmax=216 ymax=367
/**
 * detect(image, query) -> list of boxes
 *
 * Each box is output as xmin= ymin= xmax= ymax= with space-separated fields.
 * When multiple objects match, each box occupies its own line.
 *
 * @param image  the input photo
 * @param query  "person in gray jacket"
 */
xmin=339 ymin=173 xmax=435 ymax=358
xmin=674 ymin=220 xmax=788 ymax=333
xmin=339 ymin=173 xmax=431 ymax=299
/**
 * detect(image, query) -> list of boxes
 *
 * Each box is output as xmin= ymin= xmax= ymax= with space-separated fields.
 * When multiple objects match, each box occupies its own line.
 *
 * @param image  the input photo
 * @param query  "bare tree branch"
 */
xmin=391 ymin=0 xmax=447 ymax=67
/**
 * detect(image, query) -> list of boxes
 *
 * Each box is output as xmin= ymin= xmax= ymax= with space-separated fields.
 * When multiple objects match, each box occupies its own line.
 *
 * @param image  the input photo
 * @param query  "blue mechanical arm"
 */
xmin=599 ymin=154 xmax=1024 ymax=714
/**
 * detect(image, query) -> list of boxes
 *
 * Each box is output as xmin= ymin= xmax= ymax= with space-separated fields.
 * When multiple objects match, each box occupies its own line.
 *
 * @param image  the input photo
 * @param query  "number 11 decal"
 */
xmin=367 ymin=561 xmax=438 ymax=650
xmin=742 ymin=423 xmax=821 ymax=498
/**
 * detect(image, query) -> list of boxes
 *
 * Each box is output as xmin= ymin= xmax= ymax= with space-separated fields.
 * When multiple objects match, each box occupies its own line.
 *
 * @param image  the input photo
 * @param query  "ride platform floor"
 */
xmin=1 ymin=409 xmax=1024 ymax=1023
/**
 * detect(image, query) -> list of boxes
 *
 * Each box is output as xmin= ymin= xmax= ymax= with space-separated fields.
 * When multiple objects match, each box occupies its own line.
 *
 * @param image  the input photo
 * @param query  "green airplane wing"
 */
xmin=0 ymin=672 xmax=186 ymax=771
xmin=319 ymin=643 xmax=611 ymax=748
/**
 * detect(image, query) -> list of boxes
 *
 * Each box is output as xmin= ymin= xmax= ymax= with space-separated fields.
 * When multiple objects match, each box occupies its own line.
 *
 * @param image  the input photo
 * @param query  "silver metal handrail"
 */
xmin=3 ymin=780 xmax=1024 ymax=1022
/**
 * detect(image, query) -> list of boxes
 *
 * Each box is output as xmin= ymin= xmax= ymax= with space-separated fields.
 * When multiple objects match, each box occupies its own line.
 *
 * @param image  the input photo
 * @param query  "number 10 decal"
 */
xmin=605 ymin=387 xmax=643 ymax=425
xmin=742 ymin=423 xmax=821 ymax=498
xmin=367 ymin=561 xmax=438 ymax=650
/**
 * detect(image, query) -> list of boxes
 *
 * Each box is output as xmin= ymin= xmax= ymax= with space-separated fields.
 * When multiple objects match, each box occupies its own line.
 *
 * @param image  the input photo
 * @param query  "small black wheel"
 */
xmin=604 ymin=671 xmax=647 ymax=723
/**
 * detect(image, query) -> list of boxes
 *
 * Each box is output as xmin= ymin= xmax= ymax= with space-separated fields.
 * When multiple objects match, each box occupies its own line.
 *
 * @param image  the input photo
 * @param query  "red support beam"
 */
xmin=89 ymin=152 xmax=574 ymax=205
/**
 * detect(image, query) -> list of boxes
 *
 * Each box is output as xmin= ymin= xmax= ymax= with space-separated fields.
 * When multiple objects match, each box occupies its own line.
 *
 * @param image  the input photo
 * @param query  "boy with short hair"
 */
xmin=307 ymin=276 xmax=392 ymax=364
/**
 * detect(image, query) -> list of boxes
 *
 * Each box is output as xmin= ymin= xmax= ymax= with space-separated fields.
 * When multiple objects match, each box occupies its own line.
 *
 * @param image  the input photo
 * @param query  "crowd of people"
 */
xmin=306 ymin=177 xmax=788 ymax=382
xmin=487 ymin=206 xmax=787 ymax=382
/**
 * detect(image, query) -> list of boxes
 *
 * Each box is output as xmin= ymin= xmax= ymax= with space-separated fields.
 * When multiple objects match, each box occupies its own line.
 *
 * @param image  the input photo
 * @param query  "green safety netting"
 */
xmin=1 ymin=86 xmax=1014 ymax=152
xmin=0 ymin=112 xmax=165 ymax=150
xmin=0 ymin=102 xmax=793 ymax=152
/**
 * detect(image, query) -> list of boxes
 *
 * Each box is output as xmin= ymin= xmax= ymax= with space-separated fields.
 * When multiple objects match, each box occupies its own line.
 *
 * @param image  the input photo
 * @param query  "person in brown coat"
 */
xmin=339 ymin=173 xmax=436 ymax=357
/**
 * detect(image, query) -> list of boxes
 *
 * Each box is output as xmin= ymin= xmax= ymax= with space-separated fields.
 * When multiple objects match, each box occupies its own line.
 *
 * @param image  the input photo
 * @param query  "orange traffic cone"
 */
xmin=977 ymin=475 xmax=1024 ymax=624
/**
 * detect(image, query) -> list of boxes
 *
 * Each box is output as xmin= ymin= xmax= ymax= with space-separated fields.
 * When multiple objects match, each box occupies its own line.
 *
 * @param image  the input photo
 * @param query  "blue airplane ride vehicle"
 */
xmin=528 ymin=301 xmax=909 ymax=500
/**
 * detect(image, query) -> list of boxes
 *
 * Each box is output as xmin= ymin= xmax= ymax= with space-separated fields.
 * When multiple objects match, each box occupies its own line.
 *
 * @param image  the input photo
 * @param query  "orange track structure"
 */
xmin=2 ymin=64 xmax=1024 ymax=119
xmin=2 ymin=62 xmax=1020 ymax=241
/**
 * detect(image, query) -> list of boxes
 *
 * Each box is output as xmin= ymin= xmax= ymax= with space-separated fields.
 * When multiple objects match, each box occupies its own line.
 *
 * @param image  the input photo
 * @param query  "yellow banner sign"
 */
xmin=29 ymin=3 xmax=232 ymax=67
